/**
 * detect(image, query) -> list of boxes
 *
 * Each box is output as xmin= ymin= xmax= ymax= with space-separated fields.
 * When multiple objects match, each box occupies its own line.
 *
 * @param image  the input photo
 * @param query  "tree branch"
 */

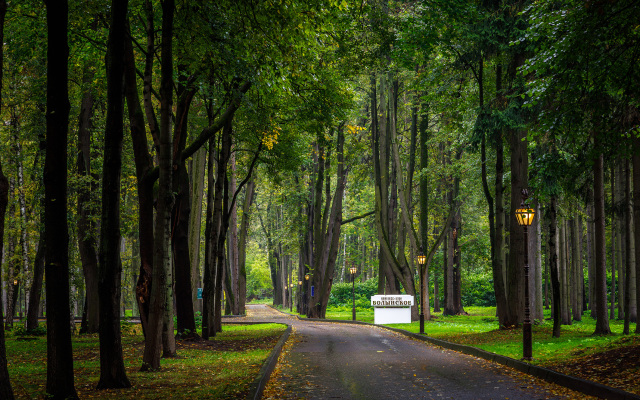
xmin=340 ymin=210 xmax=374 ymax=225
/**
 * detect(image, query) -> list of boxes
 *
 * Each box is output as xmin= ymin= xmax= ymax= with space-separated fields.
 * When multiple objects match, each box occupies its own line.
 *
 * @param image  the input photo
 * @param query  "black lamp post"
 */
xmin=289 ymin=283 xmax=294 ymax=312
xmin=349 ymin=266 xmax=357 ymax=321
xmin=515 ymin=189 xmax=535 ymax=361
xmin=304 ymin=273 xmax=310 ymax=315
xmin=298 ymin=280 xmax=302 ymax=313
xmin=417 ymin=251 xmax=426 ymax=334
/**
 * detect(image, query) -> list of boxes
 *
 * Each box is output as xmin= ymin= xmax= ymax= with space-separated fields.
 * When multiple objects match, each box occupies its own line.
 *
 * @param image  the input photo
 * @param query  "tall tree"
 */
xmin=97 ymin=0 xmax=131 ymax=388
xmin=43 ymin=0 xmax=78 ymax=397
xmin=593 ymin=135 xmax=611 ymax=335
xmin=142 ymin=0 xmax=176 ymax=370
xmin=0 ymin=0 xmax=15 ymax=396
xmin=77 ymin=64 xmax=99 ymax=335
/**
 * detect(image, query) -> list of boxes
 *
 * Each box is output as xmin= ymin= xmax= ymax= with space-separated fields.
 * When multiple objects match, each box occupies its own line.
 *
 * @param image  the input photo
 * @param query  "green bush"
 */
xmin=328 ymin=279 xmax=378 ymax=308
xmin=461 ymin=275 xmax=496 ymax=307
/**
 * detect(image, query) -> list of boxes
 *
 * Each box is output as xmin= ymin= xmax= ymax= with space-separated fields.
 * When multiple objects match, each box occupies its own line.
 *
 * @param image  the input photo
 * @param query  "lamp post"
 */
xmin=289 ymin=283 xmax=294 ymax=312
xmin=515 ymin=189 xmax=535 ymax=361
xmin=298 ymin=280 xmax=302 ymax=313
xmin=304 ymin=273 xmax=310 ymax=315
xmin=417 ymin=251 xmax=426 ymax=334
xmin=349 ymin=265 xmax=357 ymax=321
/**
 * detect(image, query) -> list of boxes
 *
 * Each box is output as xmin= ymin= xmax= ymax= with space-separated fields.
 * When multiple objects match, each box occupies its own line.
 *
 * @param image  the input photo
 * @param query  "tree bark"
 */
xmin=547 ymin=196 xmax=562 ymax=337
xmin=237 ymin=178 xmax=255 ymax=314
xmin=142 ymin=0 xmax=175 ymax=370
xmin=188 ymin=147 xmax=206 ymax=313
xmin=307 ymin=125 xmax=348 ymax=318
xmin=0 ymin=0 xmax=15 ymax=394
xmin=26 ymin=232 xmax=44 ymax=331
xmin=633 ymin=126 xmax=640 ymax=333
xmin=419 ymin=101 xmax=430 ymax=320
xmin=623 ymin=158 xmax=632 ymax=334
xmin=593 ymin=134 xmax=611 ymax=335
xmin=76 ymin=67 xmax=100 ymax=334
xmin=44 ymin=0 xmax=78 ymax=396
xmin=124 ymin=21 xmax=155 ymax=338
xmin=97 ymin=0 xmax=131 ymax=388
xmin=506 ymin=126 xmax=528 ymax=327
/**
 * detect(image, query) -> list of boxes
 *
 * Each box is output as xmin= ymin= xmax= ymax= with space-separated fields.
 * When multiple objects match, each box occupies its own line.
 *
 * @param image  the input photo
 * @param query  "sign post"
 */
xmin=370 ymin=295 xmax=414 ymax=324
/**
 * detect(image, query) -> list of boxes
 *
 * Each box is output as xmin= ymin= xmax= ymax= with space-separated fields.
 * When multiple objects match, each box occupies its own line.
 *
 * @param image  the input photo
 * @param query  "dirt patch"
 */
xmin=548 ymin=343 xmax=640 ymax=396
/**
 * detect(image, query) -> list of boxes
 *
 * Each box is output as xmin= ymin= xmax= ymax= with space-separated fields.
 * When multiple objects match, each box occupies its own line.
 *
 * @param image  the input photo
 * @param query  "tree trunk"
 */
xmin=560 ymin=220 xmax=571 ymax=325
xmin=225 ymin=152 xmax=239 ymax=315
xmin=11 ymin=122 xmax=30 ymax=325
xmin=573 ymin=216 xmax=583 ymax=321
xmin=76 ymin=67 xmax=100 ymax=334
xmin=142 ymin=0 xmax=175 ymax=370
xmin=587 ymin=189 xmax=596 ymax=318
xmin=172 ymin=161 xmax=197 ymax=335
xmin=124 ymin=23 xmax=155 ymax=337
xmin=547 ymin=196 xmax=562 ymax=337
xmin=419 ymin=100 xmax=430 ymax=320
xmin=506 ymin=126 xmax=528 ymax=327
xmin=44 ymin=0 xmax=78 ymax=396
xmin=616 ymin=161 xmax=624 ymax=319
xmin=97 ymin=0 xmax=131 ymax=388
xmin=633 ymin=127 xmax=640 ymax=333
xmin=237 ymin=178 xmax=255 ymax=315
xmin=188 ymin=147 xmax=206 ymax=313
xmin=171 ymin=72 xmax=197 ymax=336
xmin=0 ymin=0 xmax=15 ymax=394
xmin=623 ymin=158 xmax=632 ymax=334
xmin=0 ymin=161 xmax=13 ymax=399
xmin=202 ymin=141 xmax=215 ymax=339
xmin=4 ymin=201 xmax=16 ymax=330
xmin=593 ymin=135 xmax=611 ymax=335
xmin=307 ymin=125 xmax=348 ymax=318
xmin=26 ymin=233 xmax=45 ymax=331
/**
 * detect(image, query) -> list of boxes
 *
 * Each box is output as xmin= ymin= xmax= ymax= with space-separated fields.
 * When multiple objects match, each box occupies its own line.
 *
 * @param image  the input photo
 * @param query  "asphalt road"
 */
xmin=241 ymin=305 xmax=580 ymax=400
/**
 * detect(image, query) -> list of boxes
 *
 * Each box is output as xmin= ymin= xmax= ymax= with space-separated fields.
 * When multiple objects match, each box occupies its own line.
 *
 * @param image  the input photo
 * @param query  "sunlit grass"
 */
xmin=5 ymin=323 xmax=286 ymax=399
xmin=322 ymin=305 xmax=637 ymax=366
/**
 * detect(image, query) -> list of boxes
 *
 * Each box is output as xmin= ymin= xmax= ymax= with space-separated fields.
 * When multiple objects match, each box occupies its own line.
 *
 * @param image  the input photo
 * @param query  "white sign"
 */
xmin=370 ymin=295 xmax=414 ymax=324
xmin=370 ymin=295 xmax=415 ymax=307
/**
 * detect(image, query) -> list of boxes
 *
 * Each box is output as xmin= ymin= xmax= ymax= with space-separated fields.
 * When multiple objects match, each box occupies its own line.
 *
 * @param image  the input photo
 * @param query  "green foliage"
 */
xmin=12 ymin=324 xmax=47 ymax=337
xmin=328 ymin=279 xmax=378 ymax=309
xmin=461 ymin=274 xmax=496 ymax=307
xmin=246 ymin=246 xmax=273 ymax=299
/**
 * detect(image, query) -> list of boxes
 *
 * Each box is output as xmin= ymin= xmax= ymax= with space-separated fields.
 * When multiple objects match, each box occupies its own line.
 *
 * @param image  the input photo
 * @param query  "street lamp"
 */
xmin=515 ymin=189 xmax=535 ymax=361
xmin=417 ymin=251 xmax=426 ymax=334
xmin=349 ymin=266 xmax=357 ymax=321
xmin=289 ymin=283 xmax=294 ymax=312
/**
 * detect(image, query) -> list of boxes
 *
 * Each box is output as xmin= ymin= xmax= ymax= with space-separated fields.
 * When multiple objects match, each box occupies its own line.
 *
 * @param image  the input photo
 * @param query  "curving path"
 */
xmin=236 ymin=304 xmax=590 ymax=400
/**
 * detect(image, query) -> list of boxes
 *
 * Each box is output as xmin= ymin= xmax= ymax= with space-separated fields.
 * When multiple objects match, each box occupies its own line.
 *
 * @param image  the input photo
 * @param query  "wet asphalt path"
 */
xmin=240 ymin=305 xmax=573 ymax=400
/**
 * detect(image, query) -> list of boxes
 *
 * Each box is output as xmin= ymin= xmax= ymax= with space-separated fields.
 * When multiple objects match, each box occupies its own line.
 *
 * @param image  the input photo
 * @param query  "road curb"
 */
xmin=245 ymin=321 xmax=292 ymax=400
xmin=271 ymin=307 xmax=639 ymax=400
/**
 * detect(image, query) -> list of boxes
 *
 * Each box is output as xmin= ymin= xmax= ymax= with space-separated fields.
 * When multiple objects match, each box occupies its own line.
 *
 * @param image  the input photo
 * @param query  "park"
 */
xmin=1 ymin=0 xmax=640 ymax=399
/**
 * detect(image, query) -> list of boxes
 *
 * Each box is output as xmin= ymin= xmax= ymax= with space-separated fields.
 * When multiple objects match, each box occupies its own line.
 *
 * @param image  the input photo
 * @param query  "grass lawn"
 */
xmin=5 ymin=323 xmax=286 ymax=399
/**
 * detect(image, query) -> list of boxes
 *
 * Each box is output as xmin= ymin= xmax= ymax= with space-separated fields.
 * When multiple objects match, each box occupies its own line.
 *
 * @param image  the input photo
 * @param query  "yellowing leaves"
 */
xmin=346 ymin=124 xmax=365 ymax=135
xmin=262 ymin=124 xmax=282 ymax=150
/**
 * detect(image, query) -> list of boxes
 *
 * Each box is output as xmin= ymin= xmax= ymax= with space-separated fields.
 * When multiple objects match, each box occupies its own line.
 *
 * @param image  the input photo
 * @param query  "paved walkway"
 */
xmin=238 ymin=305 xmax=584 ymax=400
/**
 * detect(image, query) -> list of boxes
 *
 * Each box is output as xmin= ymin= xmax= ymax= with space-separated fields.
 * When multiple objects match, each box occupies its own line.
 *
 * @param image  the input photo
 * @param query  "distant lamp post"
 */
xmin=349 ymin=266 xmax=357 ymax=321
xmin=303 ymin=274 xmax=310 ymax=315
xmin=417 ymin=251 xmax=427 ymax=334
xmin=289 ymin=283 xmax=294 ymax=312
xmin=515 ymin=189 xmax=535 ymax=361
xmin=297 ymin=280 xmax=302 ymax=313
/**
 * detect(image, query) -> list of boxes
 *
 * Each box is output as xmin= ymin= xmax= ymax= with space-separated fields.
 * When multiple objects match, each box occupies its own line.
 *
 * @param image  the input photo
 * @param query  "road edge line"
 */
xmin=245 ymin=321 xmax=292 ymax=400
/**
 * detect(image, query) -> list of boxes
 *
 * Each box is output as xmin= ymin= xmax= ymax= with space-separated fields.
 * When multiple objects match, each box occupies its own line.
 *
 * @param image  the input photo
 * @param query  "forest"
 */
xmin=0 ymin=0 xmax=639 ymax=398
